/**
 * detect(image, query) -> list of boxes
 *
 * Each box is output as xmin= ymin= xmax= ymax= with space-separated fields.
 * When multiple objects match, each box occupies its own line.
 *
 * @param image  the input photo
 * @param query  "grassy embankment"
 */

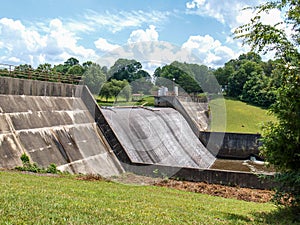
xmin=1 ymin=171 xmax=298 ymax=225
xmin=209 ymin=97 xmax=276 ymax=133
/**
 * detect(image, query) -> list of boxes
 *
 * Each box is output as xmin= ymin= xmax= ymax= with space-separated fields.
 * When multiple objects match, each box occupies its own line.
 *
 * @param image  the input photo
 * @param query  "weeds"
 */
xmin=15 ymin=153 xmax=61 ymax=174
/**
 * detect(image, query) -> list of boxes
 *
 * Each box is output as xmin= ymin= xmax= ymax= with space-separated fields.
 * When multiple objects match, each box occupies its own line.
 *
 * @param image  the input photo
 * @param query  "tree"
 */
xmin=108 ymin=58 xmax=150 ymax=82
xmin=99 ymin=82 xmax=112 ymax=102
xmin=14 ymin=64 xmax=33 ymax=73
xmin=13 ymin=64 xmax=34 ymax=79
xmin=53 ymin=57 xmax=80 ymax=74
xmin=217 ymin=52 xmax=276 ymax=107
xmin=82 ymin=63 xmax=106 ymax=94
xmin=235 ymin=0 xmax=300 ymax=209
xmin=131 ymin=77 xmax=154 ymax=94
xmin=119 ymin=80 xmax=132 ymax=102
xmin=99 ymin=79 xmax=131 ymax=102
xmin=67 ymin=65 xmax=84 ymax=76
xmin=64 ymin=57 xmax=79 ymax=67
xmin=155 ymin=62 xmax=202 ymax=94
xmin=37 ymin=63 xmax=52 ymax=73
xmin=227 ymin=60 xmax=263 ymax=98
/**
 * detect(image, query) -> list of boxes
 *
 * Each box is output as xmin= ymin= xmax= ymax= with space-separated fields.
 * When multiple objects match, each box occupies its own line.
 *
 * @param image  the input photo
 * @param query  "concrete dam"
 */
xmin=102 ymin=107 xmax=215 ymax=168
xmin=0 ymin=77 xmax=123 ymax=176
xmin=0 ymin=76 xmax=276 ymax=189
xmin=0 ymin=76 xmax=215 ymax=176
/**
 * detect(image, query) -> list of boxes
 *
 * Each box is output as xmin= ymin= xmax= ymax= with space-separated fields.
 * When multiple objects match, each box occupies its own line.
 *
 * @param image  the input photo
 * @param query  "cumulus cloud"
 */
xmin=94 ymin=40 xmax=198 ymax=73
xmin=128 ymin=25 xmax=159 ymax=44
xmin=94 ymin=38 xmax=120 ymax=52
xmin=182 ymin=34 xmax=236 ymax=67
xmin=95 ymin=25 xmax=237 ymax=71
xmin=0 ymin=18 xmax=97 ymax=67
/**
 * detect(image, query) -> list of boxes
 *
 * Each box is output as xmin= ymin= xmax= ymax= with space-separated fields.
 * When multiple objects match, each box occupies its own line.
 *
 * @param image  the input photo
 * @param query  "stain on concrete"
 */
xmin=0 ymin=77 xmax=123 ymax=177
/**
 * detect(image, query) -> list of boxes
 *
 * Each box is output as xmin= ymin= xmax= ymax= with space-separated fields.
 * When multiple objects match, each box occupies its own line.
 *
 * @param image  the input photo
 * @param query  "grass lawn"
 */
xmin=0 ymin=171 xmax=297 ymax=224
xmin=209 ymin=97 xmax=277 ymax=133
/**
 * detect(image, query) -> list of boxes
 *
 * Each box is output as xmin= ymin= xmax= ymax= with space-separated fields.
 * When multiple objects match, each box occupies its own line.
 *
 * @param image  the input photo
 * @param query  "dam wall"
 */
xmin=122 ymin=163 xmax=275 ymax=190
xmin=199 ymin=132 xmax=261 ymax=159
xmin=0 ymin=77 xmax=123 ymax=176
xmin=101 ymin=107 xmax=216 ymax=169
xmin=154 ymin=96 xmax=261 ymax=159
xmin=80 ymin=86 xmax=132 ymax=164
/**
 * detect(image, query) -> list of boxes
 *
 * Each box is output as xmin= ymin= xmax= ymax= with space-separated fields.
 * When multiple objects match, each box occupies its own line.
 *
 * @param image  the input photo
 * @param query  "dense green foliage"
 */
xmin=108 ymin=58 xmax=150 ymax=82
xmin=154 ymin=61 xmax=219 ymax=94
xmin=99 ymin=79 xmax=131 ymax=102
xmin=82 ymin=63 xmax=106 ymax=94
xmin=214 ymin=52 xmax=277 ymax=107
xmin=107 ymin=58 xmax=153 ymax=95
xmin=3 ymin=171 xmax=299 ymax=225
xmin=235 ymin=0 xmax=300 ymax=209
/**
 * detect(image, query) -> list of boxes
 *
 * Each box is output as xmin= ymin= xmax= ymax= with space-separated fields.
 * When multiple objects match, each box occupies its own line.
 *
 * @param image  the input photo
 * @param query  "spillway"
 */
xmin=0 ymin=77 xmax=123 ymax=177
xmin=102 ymin=107 xmax=216 ymax=169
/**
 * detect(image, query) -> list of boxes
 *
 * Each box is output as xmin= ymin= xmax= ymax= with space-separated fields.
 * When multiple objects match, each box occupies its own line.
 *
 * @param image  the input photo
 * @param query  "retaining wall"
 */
xmin=199 ymin=132 xmax=261 ymax=159
xmin=122 ymin=163 xmax=275 ymax=190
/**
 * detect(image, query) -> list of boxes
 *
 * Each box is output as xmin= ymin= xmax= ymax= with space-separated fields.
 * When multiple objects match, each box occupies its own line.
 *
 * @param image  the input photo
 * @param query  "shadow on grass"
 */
xmin=223 ymin=213 xmax=254 ymax=223
xmin=252 ymin=206 xmax=300 ymax=224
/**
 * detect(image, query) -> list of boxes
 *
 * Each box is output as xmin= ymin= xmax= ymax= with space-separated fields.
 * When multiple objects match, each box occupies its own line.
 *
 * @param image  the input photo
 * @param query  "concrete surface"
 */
xmin=102 ymin=107 xmax=216 ymax=169
xmin=0 ymin=77 xmax=123 ymax=177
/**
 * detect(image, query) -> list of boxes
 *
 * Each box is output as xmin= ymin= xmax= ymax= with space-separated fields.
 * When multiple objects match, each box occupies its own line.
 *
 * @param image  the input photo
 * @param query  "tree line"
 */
xmin=1 ymin=51 xmax=281 ymax=108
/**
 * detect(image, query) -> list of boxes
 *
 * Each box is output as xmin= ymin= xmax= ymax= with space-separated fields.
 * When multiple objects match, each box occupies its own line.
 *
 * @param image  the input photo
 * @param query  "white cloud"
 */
xmin=185 ymin=0 xmax=269 ymax=28
xmin=182 ymin=34 xmax=236 ymax=67
xmin=94 ymin=38 xmax=120 ymax=52
xmin=0 ymin=17 xmax=97 ymax=67
xmin=83 ymin=10 xmax=170 ymax=33
xmin=186 ymin=0 xmax=205 ymax=9
xmin=128 ymin=25 xmax=159 ymax=44
xmin=95 ymin=40 xmax=200 ymax=73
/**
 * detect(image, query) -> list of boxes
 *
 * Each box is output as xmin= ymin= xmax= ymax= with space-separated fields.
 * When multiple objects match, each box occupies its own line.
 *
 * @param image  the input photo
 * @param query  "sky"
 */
xmin=0 ymin=0 xmax=283 ymax=73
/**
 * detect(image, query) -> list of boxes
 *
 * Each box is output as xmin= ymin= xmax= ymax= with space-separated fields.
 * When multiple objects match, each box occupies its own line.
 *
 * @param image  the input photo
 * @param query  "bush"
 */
xmin=272 ymin=172 xmax=300 ymax=209
xmin=16 ymin=154 xmax=61 ymax=174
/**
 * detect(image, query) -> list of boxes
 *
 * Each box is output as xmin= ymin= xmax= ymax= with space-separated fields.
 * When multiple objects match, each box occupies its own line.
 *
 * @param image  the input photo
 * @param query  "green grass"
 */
xmin=0 ymin=171 xmax=298 ymax=224
xmin=209 ymin=97 xmax=277 ymax=133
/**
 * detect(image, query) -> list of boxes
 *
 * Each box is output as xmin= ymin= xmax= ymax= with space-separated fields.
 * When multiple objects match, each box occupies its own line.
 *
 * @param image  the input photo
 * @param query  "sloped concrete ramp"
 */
xmin=102 ymin=107 xmax=215 ymax=169
xmin=0 ymin=77 xmax=123 ymax=177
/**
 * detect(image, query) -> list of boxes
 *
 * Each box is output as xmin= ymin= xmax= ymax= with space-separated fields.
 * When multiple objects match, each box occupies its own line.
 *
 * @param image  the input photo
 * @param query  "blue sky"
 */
xmin=0 ymin=0 xmax=281 ymax=72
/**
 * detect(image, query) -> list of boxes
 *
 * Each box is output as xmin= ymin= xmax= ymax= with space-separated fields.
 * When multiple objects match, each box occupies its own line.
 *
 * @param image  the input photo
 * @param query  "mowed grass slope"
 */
xmin=1 ymin=171 xmax=295 ymax=225
xmin=210 ymin=97 xmax=276 ymax=133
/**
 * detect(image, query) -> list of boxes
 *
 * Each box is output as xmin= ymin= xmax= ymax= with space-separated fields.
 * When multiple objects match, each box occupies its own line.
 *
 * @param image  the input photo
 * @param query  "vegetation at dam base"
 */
xmin=1 ymin=171 xmax=299 ymax=225
xmin=15 ymin=154 xmax=62 ymax=175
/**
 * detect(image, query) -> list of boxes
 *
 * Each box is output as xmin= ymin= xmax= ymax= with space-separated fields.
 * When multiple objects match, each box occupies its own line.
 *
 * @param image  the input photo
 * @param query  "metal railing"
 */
xmin=0 ymin=63 xmax=82 ymax=84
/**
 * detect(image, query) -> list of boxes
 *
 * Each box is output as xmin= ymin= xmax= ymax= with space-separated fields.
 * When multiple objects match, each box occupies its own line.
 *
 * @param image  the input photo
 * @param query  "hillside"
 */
xmin=209 ymin=97 xmax=276 ymax=133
